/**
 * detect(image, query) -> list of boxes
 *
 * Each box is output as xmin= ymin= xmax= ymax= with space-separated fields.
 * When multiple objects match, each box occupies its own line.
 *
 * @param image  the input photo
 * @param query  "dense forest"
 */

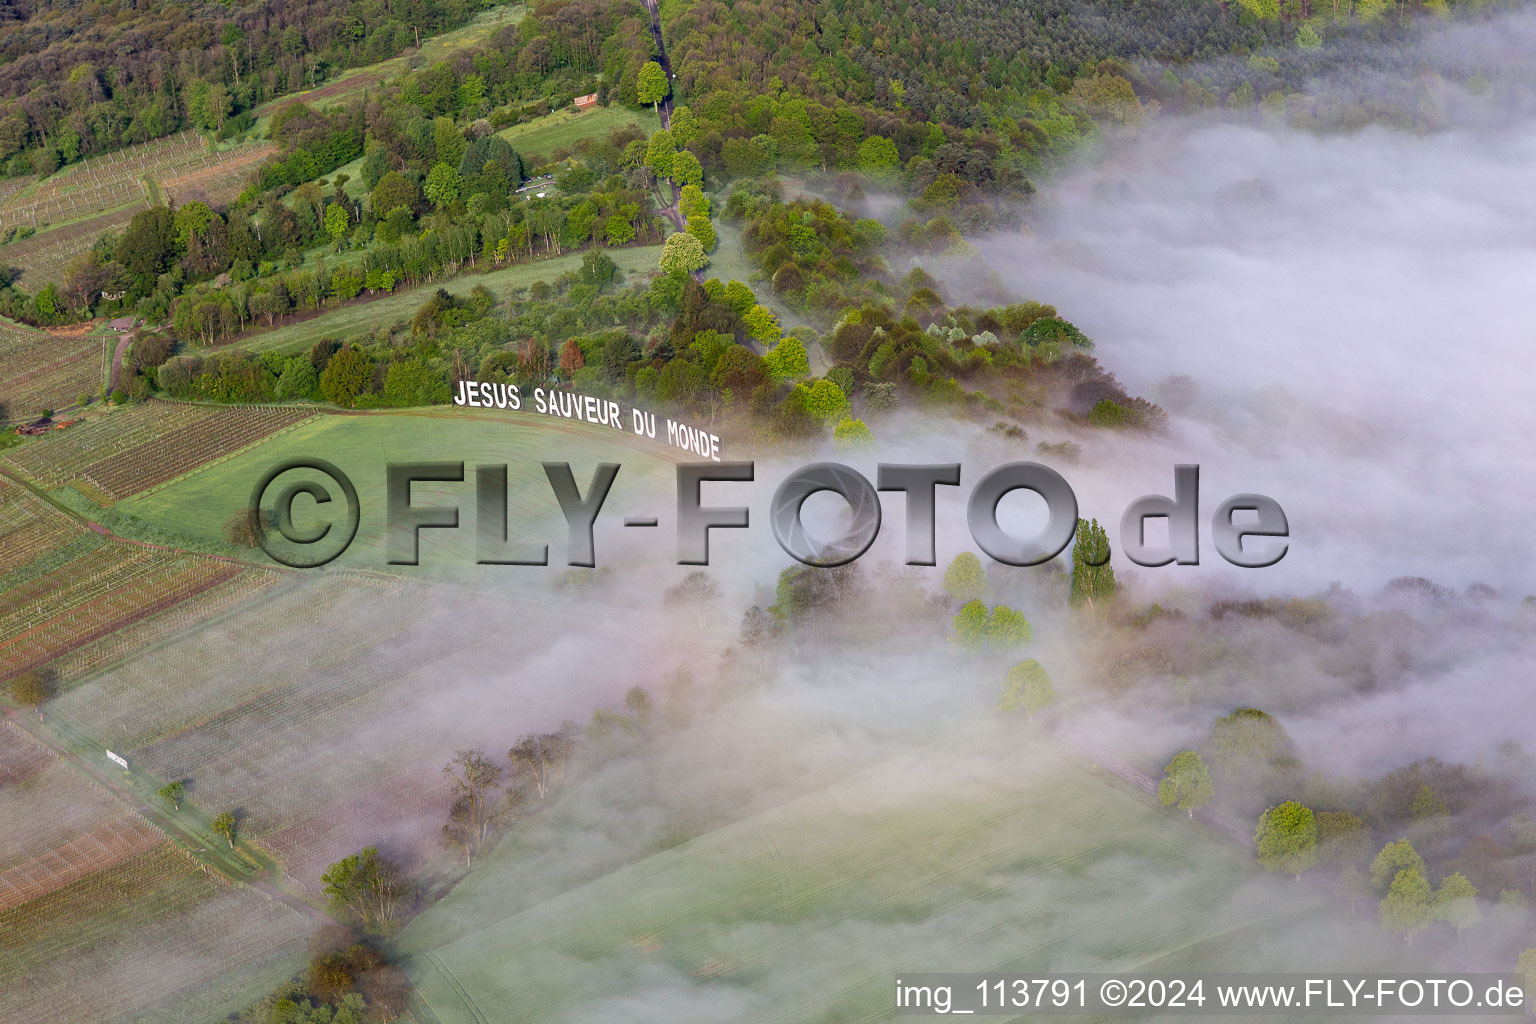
xmin=0 ymin=0 xmax=500 ymax=175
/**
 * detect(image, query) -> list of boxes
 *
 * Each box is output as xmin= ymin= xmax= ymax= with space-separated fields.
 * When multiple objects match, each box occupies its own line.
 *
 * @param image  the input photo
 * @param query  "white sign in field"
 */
xmin=105 ymin=750 xmax=129 ymax=770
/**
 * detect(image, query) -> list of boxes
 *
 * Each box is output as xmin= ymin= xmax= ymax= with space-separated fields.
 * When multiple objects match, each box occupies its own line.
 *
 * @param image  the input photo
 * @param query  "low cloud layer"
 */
xmin=975 ymin=12 xmax=1536 ymax=593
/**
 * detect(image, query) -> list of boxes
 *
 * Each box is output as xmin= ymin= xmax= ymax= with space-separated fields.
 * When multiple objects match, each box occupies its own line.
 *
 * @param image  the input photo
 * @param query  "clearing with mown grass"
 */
xmin=497 ymin=104 xmax=661 ymax=166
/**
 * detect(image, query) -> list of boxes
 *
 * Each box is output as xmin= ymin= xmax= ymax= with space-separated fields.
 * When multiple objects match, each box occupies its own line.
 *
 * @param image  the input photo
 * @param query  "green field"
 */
xmin=230 ymin=243 xmax=663 ymax=355
xmin=397 ymin=739 xmax=1426 ymax=1024
xmin=499 ymin=105 xmax=661 ymax=164
xmin=112 ymin=408 xmax=679 ymax=574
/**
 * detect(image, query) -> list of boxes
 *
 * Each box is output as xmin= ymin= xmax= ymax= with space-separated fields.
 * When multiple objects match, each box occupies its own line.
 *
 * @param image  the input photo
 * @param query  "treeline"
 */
xmin=111 ymin=174 xmax=1166 ymax=449
xmin=0 ymin=0 xmax=505 ymax=177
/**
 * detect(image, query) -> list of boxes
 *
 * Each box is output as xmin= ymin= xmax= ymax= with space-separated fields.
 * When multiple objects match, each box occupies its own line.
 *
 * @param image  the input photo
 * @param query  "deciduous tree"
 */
xmin=321 ymin=847 xmax=410 ymax=933
xmin=1432 ymin=872 xmax=1480 ymax=933
xmin=999 ymin=659 xmax=1054 ymax=716
xmin=659 ymin=232 xmax=707 ymax=275
xmin=637 ymin=61 xmax=670 ymax=114
xmin=1255 ymin=801 xmax=1318 ymax=878
xmin=952 ymin=599 xmax=990 ymax=651
xmin=942 ymin=552 xmax=987 ymax=604
xmin=987 ymin=605 xmax=1033 ymax=649
xmin=9 ymin=670 xmax=49 ymax=707
xmin=157 ymin=780 xmax=185 ymax=811
xmin=442 ymin=749 xmax=504 ymax=867
xmin=1158 ymin=751 xmax=1214 ymax=818
xmin=1317 ymin=810 xmax=1372 ymax=865
xmin=1370 ymin=839 xmax=1426 ymax=890
xmin=212 ymin=810 xmax=237 ymax=848
xmin=1380 ymin=868 xmax=1432 ymax=942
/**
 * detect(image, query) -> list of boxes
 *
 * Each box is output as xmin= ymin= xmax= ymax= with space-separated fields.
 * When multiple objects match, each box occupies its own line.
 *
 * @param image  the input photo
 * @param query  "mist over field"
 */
xmin=377 ymin=22 xmax=1536 ymax=1011
xmin=13 ymin=9 xmax=1536 ymax=1023
xmin=970 ymin=8 xmax=1536 ymax=594
xmin=381 ymin=17 xmax=1536 ymax=1013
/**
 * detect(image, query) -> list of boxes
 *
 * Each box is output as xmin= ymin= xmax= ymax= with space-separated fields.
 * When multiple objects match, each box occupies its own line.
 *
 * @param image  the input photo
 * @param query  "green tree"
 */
xmin=322 ymin=846 xmax=410 ymax=933
xmin=433 ymin=116 xmax=466 ymax=167
xmin=384 ymin=358 xmax=448 ymax=406
xmin=763 ymin=335 xmax=808 ymax=381
xmin=605 ymin=214 xmax=636 ymax=246
xmin=157 ymin=780 xmax=185 ymax=811
xmin=672 ymin=149 xmax=703 ymax=188
xmin=319 ymin=346 xmax=373 ymax=407
xmin=1069 ymin=517 xmax=1115 ymax=614
xmin=1432 ymin=872 xmax=1480 ymax=933
xmin=644 ymin=128 xmax=676 ymax=181
xmin=685 ymin=213 xmax=717 ymax=252
xmin=801 ymin=378 xmax=849 ymax=422
xmin=942 ymin=552 xmax=987 ymax=604
xmin=659 ymin=232 xmax=707 ymax=275
xmin=172 ymin=201 xmax=215 ymax=250
xmin=458 ymin=72 xmax=486 ymax=109
xmin=1255 ymin=801 xmax=1318 ymax=878
xmin=424 ymin=162 xmax=462 ymax=209
xmin=987 ymin=605 xmax=1033 ymax=649
xmin=723 ymin=280 xmax=756 ymax=316
xmin=370 ymin=171 xmax=418 ymax=217
xmin=743 ymin=303 xmax=781 ymax=343
xmin=9 ymin=670 xmax=48 ymax=707
xmin=324 ymin=203 xmax=349 ymax=243
xmin=579 ymin=250 xmax=618 ymax=288
xmin=1409 ymin=784 xmax=1448 ymax=819
xmin=211 ymin=810 xmax=237 ymax=848
xmin=1158 ymin=751 xmax=1214 ymax=818
xmin=114 ymin=206 xmax=176 ymax=293
xmin=952 ymin=599 xmax=990 ymax=651
xmin=856 ymin=135 xmax=900 ymax=174
xmin=678 ymin=184 xmax=709 ymax=219
xmin=1380 ymin=868 xmax=1433 ymax=942
xmin=668 ymin=105 xmax=698 ymax=146
xmin=833 ymin=416 xmax=874 ymax=448
xmin=275 ymin=356 xmax=319 ymax=401
xmin=637 ymin=61 xmax=670 ymax=114
xmin=1370 ymin=839 xmax=1426 ymax=890
xmin=999 ymin=659 xmax=1054 ymax=716
xmin=1210 ymin=707 xmax=1293 ymax=763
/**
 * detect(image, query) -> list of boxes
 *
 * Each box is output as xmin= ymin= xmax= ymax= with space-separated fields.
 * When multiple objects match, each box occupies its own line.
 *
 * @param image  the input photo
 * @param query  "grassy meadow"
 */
xmin=230 ymin=243 xmax=664 ymax=355
xmin=112 ymin=408 xmax=680 ymax=574
xmin=497 ymin=105 xmax=661 ymax=165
